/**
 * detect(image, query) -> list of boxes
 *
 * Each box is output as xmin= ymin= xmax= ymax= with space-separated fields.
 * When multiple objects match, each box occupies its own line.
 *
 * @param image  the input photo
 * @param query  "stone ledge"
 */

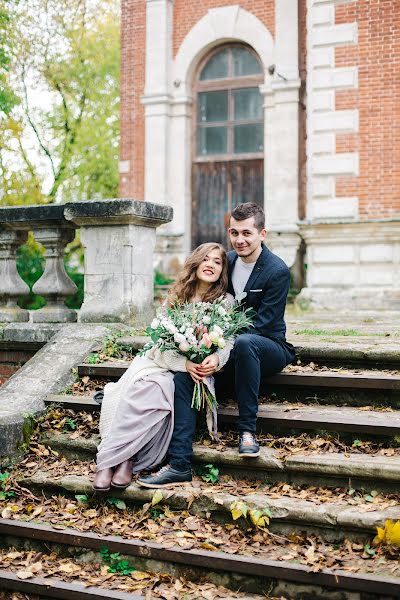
xmin=0 ymin=204 xmax=73 ymax=229
xmin=0 ymin=323 xmax=62 ymax=345
xmin=64 ymin=198 xmax=173 ymax=227
xmin=0 ymin=324 xmax=118 ymax=462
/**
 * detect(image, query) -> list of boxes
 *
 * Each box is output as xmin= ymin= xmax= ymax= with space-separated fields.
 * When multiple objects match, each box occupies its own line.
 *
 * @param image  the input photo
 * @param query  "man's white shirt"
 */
xmin=231 ymin=257 xmax=257 ymax=297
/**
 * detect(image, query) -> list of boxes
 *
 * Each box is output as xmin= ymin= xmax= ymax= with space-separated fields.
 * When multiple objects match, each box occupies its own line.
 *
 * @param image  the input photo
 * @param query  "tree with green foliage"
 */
xmin=0 ymin=0 xmax=119 ymax=205
xmin=0 ymin=0 xmax=18 ymax=116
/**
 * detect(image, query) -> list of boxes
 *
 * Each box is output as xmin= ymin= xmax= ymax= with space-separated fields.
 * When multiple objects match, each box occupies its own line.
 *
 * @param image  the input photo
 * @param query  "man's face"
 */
xmin=228 ymin=216 xmax=266 ymax=260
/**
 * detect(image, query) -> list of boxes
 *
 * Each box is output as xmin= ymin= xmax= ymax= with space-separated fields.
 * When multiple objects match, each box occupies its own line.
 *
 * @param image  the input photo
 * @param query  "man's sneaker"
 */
xmin=137 ymin=464 xmax=192 ymax=489
xmin=238 ymin=432 xmax=260 ymax=457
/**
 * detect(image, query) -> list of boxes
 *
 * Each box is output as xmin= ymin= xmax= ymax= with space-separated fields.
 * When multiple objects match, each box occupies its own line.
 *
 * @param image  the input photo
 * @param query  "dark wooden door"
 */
xmin=192 ymin=159 xmax=263 ymax=249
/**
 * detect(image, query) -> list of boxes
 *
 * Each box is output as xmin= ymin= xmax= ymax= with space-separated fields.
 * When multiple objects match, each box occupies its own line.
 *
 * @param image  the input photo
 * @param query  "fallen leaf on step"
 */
xmin=16 ymin=569 xmax=34 ymax=579
xmin=59 ymin=562 xmax=81 ymax=573
xmin=131 ymin=571 xmax=152 ymax=580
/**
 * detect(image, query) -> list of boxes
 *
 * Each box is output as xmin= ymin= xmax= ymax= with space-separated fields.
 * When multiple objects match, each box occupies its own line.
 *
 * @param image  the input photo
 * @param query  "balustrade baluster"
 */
xmin=0 ymin=229 xmax=30 ymax=322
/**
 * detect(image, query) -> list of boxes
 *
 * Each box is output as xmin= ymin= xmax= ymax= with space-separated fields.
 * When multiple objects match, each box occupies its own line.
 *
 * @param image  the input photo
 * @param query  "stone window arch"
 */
xmin=194 ymin=44 xmax=264 ymax=160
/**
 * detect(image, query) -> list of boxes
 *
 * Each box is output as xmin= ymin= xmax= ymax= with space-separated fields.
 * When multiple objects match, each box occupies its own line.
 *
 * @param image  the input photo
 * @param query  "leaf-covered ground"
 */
xmin=1 ymin=468 xmax=400 ymax=579
xmin=0 ymin=548 xmax=268 ymax=599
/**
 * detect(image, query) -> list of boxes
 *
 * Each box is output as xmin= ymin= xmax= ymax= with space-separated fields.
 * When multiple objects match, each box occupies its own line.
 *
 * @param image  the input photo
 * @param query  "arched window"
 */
xmin=191 ymin=44 xmax=264 ymax=248
xmin=195 ymin=45 xmax=264 ymax=159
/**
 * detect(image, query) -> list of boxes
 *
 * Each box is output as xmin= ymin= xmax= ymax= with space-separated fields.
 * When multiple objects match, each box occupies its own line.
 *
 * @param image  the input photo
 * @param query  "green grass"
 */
xmin=294 ymin=328 xmax=361 ymax=336
xmin=294 ymin=328 xmax=387 ymax=337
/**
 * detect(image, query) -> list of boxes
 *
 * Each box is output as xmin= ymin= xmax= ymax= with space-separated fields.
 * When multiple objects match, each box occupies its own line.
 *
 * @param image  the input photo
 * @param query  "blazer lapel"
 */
xmin=243 ymin=245 xmax=269 ymax=294
xmin=227 ymin=253 xmax=238 ymax=296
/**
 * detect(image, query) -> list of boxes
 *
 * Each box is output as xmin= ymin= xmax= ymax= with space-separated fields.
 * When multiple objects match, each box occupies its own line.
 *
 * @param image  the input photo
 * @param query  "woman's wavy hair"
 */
xmin=168 ymin=243 xmax=228 ymax=305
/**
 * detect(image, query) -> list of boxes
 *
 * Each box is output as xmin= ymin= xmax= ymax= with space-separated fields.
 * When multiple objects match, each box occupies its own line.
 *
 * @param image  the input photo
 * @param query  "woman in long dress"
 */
xmin=93 ymin=242 xmax=233 ymax=491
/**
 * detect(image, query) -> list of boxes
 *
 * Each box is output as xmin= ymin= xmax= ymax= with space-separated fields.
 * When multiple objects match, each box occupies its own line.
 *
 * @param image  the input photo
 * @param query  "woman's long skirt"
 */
xmin=96 ymin=371 xmax=175 ymax=473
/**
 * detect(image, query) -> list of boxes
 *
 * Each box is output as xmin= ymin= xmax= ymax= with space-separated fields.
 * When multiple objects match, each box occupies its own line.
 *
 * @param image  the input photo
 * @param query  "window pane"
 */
xmin=198 ymin=91 xmax=228 ymax=123
xmin=197 ymin=127 xmax=228 ymax=155
xmin=200 ymin=48 xmax=229 ymax=80
xmin=234 ymin=124 xmax=264 ymax=153
xmin=234 ymin=88 xmax=263 ymax=121
xmin=233 ymin=47 xmax=262 ymax=77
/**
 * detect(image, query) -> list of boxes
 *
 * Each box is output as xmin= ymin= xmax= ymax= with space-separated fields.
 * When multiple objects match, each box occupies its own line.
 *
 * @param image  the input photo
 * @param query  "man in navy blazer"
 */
xmin=138 ymin=203 xmax=295 ymax=487
xmin=213 ymin=202 xmax=295 ymax=456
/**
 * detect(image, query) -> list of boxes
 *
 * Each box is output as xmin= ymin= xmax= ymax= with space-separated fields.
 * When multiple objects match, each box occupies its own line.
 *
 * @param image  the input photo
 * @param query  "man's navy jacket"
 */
xmin=227 ymin=244 xmax=294 ymax=354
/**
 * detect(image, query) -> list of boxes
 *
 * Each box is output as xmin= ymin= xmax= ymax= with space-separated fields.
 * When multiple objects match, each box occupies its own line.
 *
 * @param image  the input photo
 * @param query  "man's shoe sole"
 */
xmin=238 ymin=451 xmax=260 ymax=458
xmin=137 ymin=479 xmax=192 ymax=489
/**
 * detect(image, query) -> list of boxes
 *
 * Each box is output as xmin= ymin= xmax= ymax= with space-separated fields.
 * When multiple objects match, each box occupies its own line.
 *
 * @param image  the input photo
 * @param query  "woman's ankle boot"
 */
xmin=93 ymin=467 xmax=113 ymax=491
xmin=111 ymin=459 xmax=134 ymax=489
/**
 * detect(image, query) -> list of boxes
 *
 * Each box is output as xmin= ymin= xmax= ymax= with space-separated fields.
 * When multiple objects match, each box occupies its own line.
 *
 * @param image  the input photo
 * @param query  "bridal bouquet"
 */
xmin=141 ymin=296 xmax=254 ymax=411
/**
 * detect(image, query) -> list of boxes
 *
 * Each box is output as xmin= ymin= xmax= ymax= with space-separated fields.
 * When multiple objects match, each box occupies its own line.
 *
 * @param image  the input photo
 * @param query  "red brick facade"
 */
xmin=0 ymin=349 xmax=35 ymax=386
xmin=172 ymin=0 xmax=274 ymax=57
xmin=335 ymin=0 xmax=400 ymax=219
xmin=120 ymin=0 xmax=400 ymax=221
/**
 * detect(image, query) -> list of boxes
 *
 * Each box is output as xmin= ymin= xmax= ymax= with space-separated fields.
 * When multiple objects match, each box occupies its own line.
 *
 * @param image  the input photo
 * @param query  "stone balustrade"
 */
xmin=0 ymin=200 xmax=173 ymax=325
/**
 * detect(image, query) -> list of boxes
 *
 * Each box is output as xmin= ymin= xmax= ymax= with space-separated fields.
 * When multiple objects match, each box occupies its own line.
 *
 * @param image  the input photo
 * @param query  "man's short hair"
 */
xmin=230 ymin=202 xmax=265 ymax=231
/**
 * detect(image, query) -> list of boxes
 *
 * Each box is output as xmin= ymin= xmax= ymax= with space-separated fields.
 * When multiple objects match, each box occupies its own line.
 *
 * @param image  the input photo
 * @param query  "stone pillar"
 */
xmin=31 ymin=228 xmax=78 ymax=323
xmin=64 ymin=199 xmax=173 ymax=325
xmin=142 ymin=0 xmax=173 ymax=206
xmin=0 ymin=230 xmax=30 ymax=322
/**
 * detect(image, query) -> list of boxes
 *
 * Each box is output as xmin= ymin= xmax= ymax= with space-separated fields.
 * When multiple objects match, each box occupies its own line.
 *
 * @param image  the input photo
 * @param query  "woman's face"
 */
xmin=195 ymin=248 xmax=224 ymax=285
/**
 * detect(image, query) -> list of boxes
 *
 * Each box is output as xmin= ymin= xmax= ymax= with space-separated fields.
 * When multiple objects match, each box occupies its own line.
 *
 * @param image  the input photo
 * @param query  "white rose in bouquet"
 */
xmin=212 ymin=325 xmax=223 ymax=336
xmin=174 ymin=332 xmax=187 ymax=344
xmin=209 ymin=331 xmax=220 ymax=343
xmin=150 ymin=318 xmax=160 ymax=329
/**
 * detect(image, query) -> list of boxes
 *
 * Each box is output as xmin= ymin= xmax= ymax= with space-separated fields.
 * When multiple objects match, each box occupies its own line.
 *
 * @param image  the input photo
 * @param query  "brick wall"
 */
xmin=120 ymin=1 xmax=399 ymax=221
xmin=119 ymin=0 xmax=275 ymax=201
xmin=335 ymin=0 xmax=400 ymax=219
xmin=172 ymin=0 xmax=274 ymax=57
xmin=0 ymin=350 xmax=35 ymax=386
xmin=119 ymin=0 xmax=146 ymax=199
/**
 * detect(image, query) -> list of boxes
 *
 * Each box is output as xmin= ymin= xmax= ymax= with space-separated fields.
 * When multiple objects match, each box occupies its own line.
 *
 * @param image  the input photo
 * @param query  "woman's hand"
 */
xmin=186 ymin=360 xmax=204 ymax=383
xmin=197 ymin=354 xmax=220 ymax=377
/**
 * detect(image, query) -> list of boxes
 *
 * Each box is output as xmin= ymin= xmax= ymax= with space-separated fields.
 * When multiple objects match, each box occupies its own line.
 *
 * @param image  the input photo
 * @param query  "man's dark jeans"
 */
xmin=167 ymin=333 xmax=294 ymax=471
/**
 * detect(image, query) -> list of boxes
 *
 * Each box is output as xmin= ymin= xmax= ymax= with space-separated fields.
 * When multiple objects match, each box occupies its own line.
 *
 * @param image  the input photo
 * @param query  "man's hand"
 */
xmin=186 ymin=360 xmax=204 ymax=383
xmin=197 ymin=354 xmax=219 ymax=377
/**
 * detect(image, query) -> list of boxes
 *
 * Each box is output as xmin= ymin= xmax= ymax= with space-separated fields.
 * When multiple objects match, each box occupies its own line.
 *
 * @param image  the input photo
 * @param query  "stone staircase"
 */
xmin=1 ymin=333 xmax=400 ymax=598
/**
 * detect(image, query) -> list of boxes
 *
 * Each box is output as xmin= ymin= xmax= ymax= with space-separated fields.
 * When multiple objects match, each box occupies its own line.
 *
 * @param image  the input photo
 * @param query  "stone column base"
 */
xmin=296 ymin=220 xmax=400 ymax=311
xmin=64 ymin=199 xmax=173 ymax=326
xmin=0 ymin=306 xmax=30 ymax=323
xmin=30 ymin=305 xmax=77 ymax=323
xmin=266 ymin=230 xmax=304 ymax=290
xmin=297 ymin=286 xmax=400 ymax=311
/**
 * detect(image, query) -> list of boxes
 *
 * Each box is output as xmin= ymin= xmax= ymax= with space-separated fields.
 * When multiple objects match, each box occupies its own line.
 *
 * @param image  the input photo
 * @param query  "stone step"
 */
xmin=46 ymin=394 xmax=400 ymax=436
xmin=116 ymin=334 xmax=400 ymax=368
xmin=17 ymin=469 xmax=400 ymax=542
xmin=77 ymin=361 xmax=400 ymax=390
xmin=41 ymin=431 xmax=400 ymax=492
xmin=1 ymin=518 xmax=399 ymax=600
xmin=0 ymin=567 xmax=142 ymax=600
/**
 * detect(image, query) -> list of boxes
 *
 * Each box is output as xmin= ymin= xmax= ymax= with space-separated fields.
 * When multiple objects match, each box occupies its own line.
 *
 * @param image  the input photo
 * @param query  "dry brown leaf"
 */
xmin=16 ymin=569 xmax=34 ymax=580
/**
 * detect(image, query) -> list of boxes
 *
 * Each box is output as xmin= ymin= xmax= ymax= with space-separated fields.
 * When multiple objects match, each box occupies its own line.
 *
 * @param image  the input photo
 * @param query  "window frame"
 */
xmin=193 ymin=44 xmax=264 ymax=163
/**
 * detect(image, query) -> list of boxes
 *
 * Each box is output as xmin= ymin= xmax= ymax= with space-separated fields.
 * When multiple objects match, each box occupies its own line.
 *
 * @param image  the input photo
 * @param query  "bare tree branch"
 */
xmin=21 ymin=63 xmax=56 ymax=180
